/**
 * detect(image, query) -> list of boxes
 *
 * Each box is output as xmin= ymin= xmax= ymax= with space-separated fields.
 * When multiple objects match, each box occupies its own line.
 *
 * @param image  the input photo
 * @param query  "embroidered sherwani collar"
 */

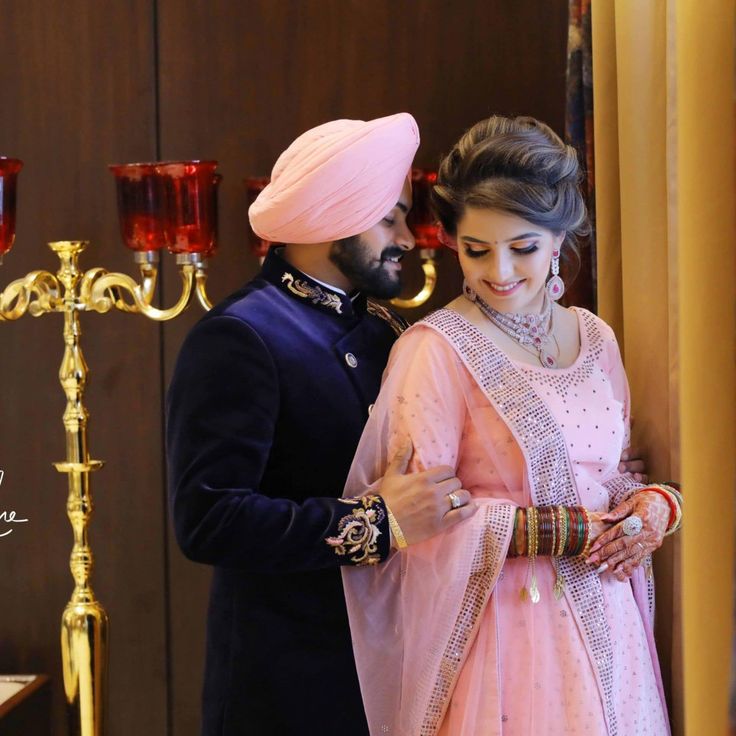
xmin=261 ymin=248 xmax=365 ymax=318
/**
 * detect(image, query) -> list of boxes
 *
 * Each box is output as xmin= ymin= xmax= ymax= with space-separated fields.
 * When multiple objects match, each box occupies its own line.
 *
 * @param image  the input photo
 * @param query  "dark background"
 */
xmin=0 ymin=1 xmax=568 ymax=733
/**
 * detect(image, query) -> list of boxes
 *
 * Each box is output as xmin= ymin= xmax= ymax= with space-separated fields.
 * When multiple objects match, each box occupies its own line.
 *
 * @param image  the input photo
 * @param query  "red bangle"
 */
xmin=638 ymin=486 xmax=677 ymax=528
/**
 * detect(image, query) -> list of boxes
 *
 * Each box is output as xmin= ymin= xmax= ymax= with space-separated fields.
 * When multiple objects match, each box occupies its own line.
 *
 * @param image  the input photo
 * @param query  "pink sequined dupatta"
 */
xmin=342 ymin=309 xmax=661 ymax=736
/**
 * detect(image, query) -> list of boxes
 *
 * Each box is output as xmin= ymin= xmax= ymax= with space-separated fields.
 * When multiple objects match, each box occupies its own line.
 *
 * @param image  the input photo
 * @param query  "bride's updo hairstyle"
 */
xmin=431 ymin=115 xmax=591 ymax=281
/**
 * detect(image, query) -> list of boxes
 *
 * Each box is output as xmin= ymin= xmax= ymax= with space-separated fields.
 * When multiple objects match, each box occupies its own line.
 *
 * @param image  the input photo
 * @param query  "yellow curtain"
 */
xmin=592 ymin=2 xmax=735 ymax=735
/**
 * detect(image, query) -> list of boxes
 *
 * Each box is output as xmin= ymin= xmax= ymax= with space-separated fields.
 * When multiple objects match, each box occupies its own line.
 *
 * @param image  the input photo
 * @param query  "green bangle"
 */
xmin=572 ymin=507 xmax=585 ymax=556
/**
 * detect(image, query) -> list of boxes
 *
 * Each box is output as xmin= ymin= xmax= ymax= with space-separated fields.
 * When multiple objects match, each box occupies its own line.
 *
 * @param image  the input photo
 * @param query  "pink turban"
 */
xmin=248 ymin=112 xmax=419 ymax=244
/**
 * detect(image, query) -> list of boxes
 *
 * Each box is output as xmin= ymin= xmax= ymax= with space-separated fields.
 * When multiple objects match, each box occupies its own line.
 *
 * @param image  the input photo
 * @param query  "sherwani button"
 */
xmin=345 ymin=352 xmax=358 ymax=368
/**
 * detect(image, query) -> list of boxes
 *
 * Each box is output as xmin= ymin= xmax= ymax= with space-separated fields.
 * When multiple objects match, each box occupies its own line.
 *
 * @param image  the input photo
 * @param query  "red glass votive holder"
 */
xmin=158 ymin=161 xmax=219 ymax=256
xmin=209 ymin=173 xmax=222 ymax=258
xmin=407 ymin=169 xmax=442 ymax=251
xmin=244 ymin=177 xmax=274 ymax=259
xmin=0 ymin=157 xmax=23 ymax=260
xmin=109 ymin=162 xmax=168 ymax=253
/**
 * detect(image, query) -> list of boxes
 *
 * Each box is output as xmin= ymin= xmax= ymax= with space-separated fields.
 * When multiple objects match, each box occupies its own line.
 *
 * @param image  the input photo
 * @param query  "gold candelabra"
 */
xmin=1 ymin=159 xmax=442 ymax=736
xmin=0 ymin=158 xmax=218 ymax=735
xmin=0 ymin=242 xmax=214 ymax=735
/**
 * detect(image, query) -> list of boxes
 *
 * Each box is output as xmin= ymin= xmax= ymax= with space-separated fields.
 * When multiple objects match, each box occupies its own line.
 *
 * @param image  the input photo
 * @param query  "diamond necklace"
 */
xmin=469 ymin=289 xmax=559 ymax=368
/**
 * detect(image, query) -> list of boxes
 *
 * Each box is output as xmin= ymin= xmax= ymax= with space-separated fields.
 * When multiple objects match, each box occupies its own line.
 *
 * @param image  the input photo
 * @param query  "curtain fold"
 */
xmin=565 ymin=0 xmax=597 ymax=311
xmin=674 ymin=3 xmax=735 ymax=735
xmin=591 ymin=1 xmax=735 ymax=734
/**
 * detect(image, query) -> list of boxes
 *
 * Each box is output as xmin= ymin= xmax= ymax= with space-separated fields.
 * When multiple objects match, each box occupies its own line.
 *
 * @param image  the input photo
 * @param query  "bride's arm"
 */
xmin=583 ymin=324 xmax=678 ymax=579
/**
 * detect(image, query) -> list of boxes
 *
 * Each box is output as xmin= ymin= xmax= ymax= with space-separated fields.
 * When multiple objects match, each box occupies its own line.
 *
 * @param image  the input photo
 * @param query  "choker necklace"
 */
xmin=467 ymin=287 xmax=558 ymax=368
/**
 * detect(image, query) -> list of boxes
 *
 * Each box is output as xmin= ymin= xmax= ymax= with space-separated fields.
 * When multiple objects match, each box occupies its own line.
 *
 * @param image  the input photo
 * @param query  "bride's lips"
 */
xmin=484 ymin=279 xmax=525 ymax=297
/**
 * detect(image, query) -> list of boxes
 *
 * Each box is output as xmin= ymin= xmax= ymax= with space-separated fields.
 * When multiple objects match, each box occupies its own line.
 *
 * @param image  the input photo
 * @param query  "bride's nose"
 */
xmin=487 ymin=249 xmax=515 ymax=282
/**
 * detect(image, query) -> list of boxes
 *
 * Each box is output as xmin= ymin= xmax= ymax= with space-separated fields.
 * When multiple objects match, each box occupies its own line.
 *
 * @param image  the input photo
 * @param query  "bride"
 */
xmin=342 ymin=115 xmax=681 ymax=735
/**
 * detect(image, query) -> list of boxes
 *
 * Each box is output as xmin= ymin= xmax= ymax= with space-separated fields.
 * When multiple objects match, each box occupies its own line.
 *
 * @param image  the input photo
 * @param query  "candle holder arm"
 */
xmin=195 ymin=266 xmax=213 ymax=311
xmin=81 ymin=262 xmax=197 ymax=321
xmin=0 ymin=270 xmax=60 ymax=320
xmin=390 ymin=257 xmax=437 ymax=309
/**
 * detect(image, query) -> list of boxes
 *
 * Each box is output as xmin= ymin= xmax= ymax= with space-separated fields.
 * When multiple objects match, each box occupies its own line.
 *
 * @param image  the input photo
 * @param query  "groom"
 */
xmin=166 ymin=113 xmax=476 ymax=735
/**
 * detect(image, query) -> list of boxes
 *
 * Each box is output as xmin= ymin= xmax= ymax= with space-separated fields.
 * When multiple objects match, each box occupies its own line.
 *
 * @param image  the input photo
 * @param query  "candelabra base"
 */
xmin=61 ymin=602 xmax=108 ymax=736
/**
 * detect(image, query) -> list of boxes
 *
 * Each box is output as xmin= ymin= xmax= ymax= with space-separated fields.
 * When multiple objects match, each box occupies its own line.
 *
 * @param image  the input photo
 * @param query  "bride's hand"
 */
xmin=587 ymin=511 xmax=613 ymax=548
xmin=585 ymin=493 xmax=670 ymax=580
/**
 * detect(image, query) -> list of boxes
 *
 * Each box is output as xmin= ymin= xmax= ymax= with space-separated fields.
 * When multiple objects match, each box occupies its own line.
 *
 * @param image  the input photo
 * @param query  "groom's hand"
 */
xmin=617 ymin=447 xmax=648 ymax=483
xmin=377 ymin=441 xmax=477 ymax=548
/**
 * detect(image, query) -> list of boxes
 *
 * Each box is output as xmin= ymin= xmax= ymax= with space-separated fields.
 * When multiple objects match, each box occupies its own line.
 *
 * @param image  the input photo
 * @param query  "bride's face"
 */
xmin=455 ymin=207 xmax=565 ymax=313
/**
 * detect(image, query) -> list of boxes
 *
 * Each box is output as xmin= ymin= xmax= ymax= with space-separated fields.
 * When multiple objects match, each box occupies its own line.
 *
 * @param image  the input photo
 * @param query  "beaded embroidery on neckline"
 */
xmin=505 ymin=308 xmax=604 ymax=393
xmin=418 ymin=308 xmax=619 ymax=736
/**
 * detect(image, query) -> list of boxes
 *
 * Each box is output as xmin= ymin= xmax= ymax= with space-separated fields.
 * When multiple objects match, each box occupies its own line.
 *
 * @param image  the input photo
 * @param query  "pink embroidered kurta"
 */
xmin=342 ymin=307 xmax=669 ymax=736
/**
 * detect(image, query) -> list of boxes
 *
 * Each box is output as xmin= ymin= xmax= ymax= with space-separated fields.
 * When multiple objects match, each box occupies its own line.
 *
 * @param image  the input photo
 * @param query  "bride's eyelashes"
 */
xmin=463 ymin=243 xmax=540 ymax=258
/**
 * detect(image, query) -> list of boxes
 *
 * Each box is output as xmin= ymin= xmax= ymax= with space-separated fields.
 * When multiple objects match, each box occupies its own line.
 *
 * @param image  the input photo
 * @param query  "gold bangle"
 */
xmin=512 ymin=507 xmax=524 ymax=556
xmin=528 ymin=506 xmax=540 ymax=603
xmin=531 ymin=506 xmax=540 ymax=558
xmin=638 ymin=484 xmax=683 ymax=536
xmin=386 ymin=505 xmax=408 ymax=549
xmin=557 ymin=505 xmax=568 ymax=557
xmin=660 ymin=483 xmax=684 ymax=507
xmin=657 ymin=485 xmax=683 ymax=535
xmin=581 ymin=507 xmax=592 ymax=558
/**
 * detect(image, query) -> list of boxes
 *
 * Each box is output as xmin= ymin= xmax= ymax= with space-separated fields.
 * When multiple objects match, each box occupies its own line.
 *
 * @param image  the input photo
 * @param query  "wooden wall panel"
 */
xmin=158 ymin=2 xmax=568 ymax=734
xmin=0 ymin=2 xmax=569 ymax=733
xmin=0 ymin=2 xmax=166 ymax=734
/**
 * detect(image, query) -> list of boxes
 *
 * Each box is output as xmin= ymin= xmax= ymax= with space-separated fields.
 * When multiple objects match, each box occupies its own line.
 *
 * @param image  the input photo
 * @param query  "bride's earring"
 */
xmin=546 ymin=248 xmax=565 ymax=301
xmin=462 ymin=280 xmax=477 ymax=302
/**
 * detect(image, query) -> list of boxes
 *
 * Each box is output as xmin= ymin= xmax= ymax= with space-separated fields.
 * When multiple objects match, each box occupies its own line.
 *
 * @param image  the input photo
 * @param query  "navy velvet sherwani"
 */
xmin=166 ymin=248 xmax=406 ymax=735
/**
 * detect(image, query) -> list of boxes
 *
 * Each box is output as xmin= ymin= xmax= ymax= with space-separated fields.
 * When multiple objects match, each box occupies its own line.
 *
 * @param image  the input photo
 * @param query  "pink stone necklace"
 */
xmin=471 ymin=290 xmax=560 ymax=368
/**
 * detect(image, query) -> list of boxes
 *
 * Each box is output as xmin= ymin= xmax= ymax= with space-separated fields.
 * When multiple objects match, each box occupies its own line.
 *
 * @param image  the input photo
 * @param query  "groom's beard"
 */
xmin=329 ymin=235 xmax=404 ymax=299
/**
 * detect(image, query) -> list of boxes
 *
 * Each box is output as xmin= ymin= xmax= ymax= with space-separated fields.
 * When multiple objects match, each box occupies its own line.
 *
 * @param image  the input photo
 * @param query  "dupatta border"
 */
xmin=419 ymin=309 xmax=619 ymax=736
xmin=417 ymin=503 xmax=515 ymax=736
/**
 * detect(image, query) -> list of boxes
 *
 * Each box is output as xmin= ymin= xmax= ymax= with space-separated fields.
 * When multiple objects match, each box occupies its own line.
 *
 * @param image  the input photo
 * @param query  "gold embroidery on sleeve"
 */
xmin=325 ymin=496 xmax=385 ymax=566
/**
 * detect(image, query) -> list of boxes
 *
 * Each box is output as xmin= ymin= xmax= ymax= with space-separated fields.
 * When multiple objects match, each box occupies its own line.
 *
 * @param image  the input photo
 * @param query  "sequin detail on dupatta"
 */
xmin=421 ymin=308 xmax=619 ymax=736
xmin=418 ymin=503 xmax=514 ymax=735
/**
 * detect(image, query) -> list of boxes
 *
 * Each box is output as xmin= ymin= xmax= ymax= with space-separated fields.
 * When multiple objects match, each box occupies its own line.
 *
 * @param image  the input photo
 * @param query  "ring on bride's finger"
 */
xmin=636 ymin=542 xmax=645 ymax=553
xmin=622 ymin=515 xmax=643 ymax=536
xmin=447 ymin=491 xmax=463 ymax=510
